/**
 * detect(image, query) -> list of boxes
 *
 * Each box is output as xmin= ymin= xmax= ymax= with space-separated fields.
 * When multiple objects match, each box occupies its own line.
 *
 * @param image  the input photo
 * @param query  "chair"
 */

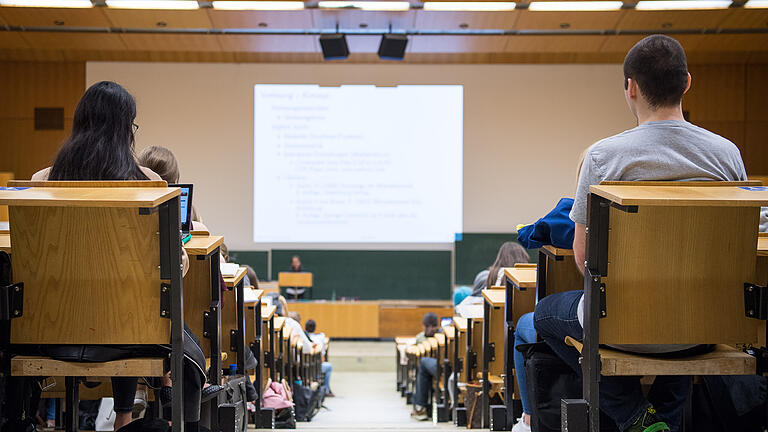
xmin=433 ymin=332 xmax=450 ymax=422
xmin=452 ymin=317 xmax=469 ymax=426
xmin=564 ymin=183 xmax=768 ymax=432
xmin=0 ymin=186 xmax=186 ymax=432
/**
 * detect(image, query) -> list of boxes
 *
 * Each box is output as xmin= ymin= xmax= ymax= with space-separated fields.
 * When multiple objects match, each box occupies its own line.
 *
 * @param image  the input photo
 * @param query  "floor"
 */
xmin=252 ymin=341 xmax=467 ymax=432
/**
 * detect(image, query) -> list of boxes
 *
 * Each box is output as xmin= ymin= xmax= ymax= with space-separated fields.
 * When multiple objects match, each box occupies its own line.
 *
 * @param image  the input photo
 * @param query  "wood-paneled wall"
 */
xmin=0 ymin=62 xmax=84 ymax=179
xmin=685 ymin=64 xmax=768 ymax=175
xmin=0 ymin=61 xmax=766 ymax=179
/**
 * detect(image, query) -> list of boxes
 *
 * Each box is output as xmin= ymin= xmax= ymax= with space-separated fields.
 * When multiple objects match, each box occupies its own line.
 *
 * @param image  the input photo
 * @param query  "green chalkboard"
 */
xmin=454 ymin=233 xmax=538 ymax=285
xmin=228 ymin=251 xmax=269 ymax=281
xmin=270 ymin=250 xmax=451 ymax=300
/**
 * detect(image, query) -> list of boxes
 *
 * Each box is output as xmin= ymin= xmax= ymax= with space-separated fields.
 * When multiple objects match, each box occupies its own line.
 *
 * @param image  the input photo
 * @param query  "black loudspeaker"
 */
xmin=378 ymin=34 xmax=408 ymax=60
xmin=319 ymin=34 xmax=349 ymax=60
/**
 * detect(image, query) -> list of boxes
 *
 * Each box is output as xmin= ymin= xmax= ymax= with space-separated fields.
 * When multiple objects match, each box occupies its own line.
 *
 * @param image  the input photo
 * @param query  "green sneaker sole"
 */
xmin=642 ymin=422 xmax=670 ymax=432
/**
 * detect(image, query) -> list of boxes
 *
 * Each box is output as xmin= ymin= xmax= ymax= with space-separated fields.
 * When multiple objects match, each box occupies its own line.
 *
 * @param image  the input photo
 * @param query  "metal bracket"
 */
xmin=160 ymin=283 xmax=171 ymax=319
xmin=468 ymin=350 xmax=477 ymax=370
xmin=0 ymin=283 xmax=23 ymax=320
xmin=264 ymin=350 xmax=273 ymax=365
xmin=599 ymin=283 xmax=607 ymax=318
xmin=610 ymin=202 xmax=638 ymax=213
xmin=489 ymin=342 xmax=496 ymax=362
xmin=457 ymin=357 xmax=464 ymax=372
xmin=229 ymin=329 xmax=240 ymax=352
xmin=745 ymin=283 xmax=768 ymax=320
xmin=203 ymin=308 xmax=217 ymax=338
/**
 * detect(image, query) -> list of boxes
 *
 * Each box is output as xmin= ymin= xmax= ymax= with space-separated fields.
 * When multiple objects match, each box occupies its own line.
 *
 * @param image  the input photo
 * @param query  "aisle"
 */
xmin=296 ymin=341 xmax=463 ymax=431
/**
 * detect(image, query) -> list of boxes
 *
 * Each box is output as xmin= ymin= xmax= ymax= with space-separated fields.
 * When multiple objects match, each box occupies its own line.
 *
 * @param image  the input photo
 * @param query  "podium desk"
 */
xmin=278 ymin=272 xmax=313 ymax=300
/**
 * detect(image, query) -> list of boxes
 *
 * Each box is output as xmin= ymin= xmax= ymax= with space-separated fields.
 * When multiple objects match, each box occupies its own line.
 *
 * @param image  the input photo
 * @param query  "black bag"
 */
xmin=293 ymin=386 xmax=322 ymax=422
xmin=274 ymin=407 xmax=296 ymax=429
xmin=520 ymin=342 xmax=618 ymax=432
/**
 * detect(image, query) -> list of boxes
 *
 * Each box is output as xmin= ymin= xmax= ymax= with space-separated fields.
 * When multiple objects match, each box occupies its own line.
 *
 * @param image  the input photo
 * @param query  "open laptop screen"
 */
xmin=171 ymin=183 xmax=193 ymax=233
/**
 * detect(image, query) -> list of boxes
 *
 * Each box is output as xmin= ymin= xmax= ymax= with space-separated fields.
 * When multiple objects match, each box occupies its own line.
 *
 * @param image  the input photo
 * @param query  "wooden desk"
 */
xmin=183 ymin=234 xmax=225 ymax=386
xmin=481 ymin=289 xmax=508 ymax=428
xmin=590 ymin=184 xmax=768 ymax=207
xmin=0 ymin=231 xmax=9 ymax=254
xmin=758 ymin=233 xmax=768 ymax=257
xmin=221 ymin=266 xmax=248 ymax=374
xmin=0 ymin=186 xmax=180 ymax=208
xmin=504 ymin=267 xmax=537 ymax=290
xmin=0 ymin=172 xmax=12 ymax=222
xmin=261 ymin=305 xmax=277 ymax=384
xmin=537 ymin=245 xmax=582 ymax=301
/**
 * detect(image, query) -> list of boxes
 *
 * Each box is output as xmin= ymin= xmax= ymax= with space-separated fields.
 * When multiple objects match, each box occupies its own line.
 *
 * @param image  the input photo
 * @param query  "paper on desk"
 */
xmin=243 ymin=287 xmax=261 ymax=304
xmin=0 ymin=221 xmax=8 ymax=230
xmin=455 ymin=303 xmax=484 ymax=319
xmin=220 ymin=262 xmax=240 ymax=277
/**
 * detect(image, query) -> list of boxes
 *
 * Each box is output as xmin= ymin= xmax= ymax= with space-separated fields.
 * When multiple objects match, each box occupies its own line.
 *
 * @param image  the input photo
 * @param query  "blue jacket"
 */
xmin=517 ymin=198 xmax=575 ymax=249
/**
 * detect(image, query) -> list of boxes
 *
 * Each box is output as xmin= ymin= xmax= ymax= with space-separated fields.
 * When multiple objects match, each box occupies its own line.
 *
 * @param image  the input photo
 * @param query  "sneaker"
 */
xmin=410 ymin=406 xmax=429 ymax=421
xmin=132 ymin=388 xmax=147 ymax=419
xmin=625 ymin=406 xmax=670 ymax=432
xmin=512 ymin=416 xmax=531 ymax=432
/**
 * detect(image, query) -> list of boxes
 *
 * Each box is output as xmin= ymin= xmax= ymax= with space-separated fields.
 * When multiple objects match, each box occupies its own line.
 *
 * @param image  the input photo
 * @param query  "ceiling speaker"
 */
xmin=378 ymin=34 xmax=408 ymax=60
xmin=320 ymin=34 xmax=350 ymax=60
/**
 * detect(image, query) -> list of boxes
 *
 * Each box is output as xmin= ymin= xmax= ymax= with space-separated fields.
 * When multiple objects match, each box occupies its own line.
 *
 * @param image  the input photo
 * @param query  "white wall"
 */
xmin=87 ymin=62 xmax=636 ymax=250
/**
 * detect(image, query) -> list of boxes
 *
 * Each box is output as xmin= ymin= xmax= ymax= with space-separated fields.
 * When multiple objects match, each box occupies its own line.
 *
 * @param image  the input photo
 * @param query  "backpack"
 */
xmin=519 ymin=342 xmax=618 ymax=432
xmin=293 ymin=385 xmax=323 ymax=422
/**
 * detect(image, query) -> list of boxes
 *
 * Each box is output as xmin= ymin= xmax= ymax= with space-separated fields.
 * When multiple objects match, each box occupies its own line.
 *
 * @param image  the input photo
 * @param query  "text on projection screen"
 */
xmin=253 ymin=84 xmax=463 ymax=243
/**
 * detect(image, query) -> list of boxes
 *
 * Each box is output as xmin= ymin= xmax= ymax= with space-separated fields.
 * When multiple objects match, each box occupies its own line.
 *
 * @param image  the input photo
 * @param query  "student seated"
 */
xmin=27 ymin=81 xmax=206 ymax=432
xmin=305 ymin=319 xmax=334 ymax=397
xmin=136 ymin=145 xmax=208 ymax=231
xmin=459 ymin=242 xmax=530 ymax=308
xmin=533 ymin=35 xmax=748 ymax=432
xmin=410 ymin=312 xmax=441 ymax=421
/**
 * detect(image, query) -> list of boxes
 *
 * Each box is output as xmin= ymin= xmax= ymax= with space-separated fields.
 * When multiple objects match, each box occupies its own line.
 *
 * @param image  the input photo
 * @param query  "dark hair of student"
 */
xmin=487 ymin=241 xmax=530 ymax=289
xmin=623 ymin=34 xmax=689 ymax=110
xmin=305 ymin=319 xmax=316 ymax=333
xmin=49 ymin=81 xmax=148 ymax=181
xmin=136 ymin=145 xmax=179 ymax=184
xmin=422 ymin=312 xmax=439 ymax=327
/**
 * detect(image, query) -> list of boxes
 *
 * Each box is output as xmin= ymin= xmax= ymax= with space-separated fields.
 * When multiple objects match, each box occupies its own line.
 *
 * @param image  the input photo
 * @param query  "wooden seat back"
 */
xmin=590 ymin=184 xmax=767 ymax=346
xmin=3 ymin=186 xmax=179 ymax=345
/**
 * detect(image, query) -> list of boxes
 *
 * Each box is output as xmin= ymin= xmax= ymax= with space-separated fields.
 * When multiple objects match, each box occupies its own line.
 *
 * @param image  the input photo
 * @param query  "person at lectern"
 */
xmin=286 ymin=255 xmax=307 ymax=299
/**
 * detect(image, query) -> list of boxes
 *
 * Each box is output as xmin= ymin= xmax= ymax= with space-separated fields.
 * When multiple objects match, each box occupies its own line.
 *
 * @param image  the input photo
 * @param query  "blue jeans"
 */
xmin=514 ymin=312 xmax=536 ymax=415
xmin=321 ymin=362 xmax=333 ymax=393
xmin=414 ymin=357 xmax=437 ymax=407
xmin=533 ymin=291 xmax=690 ymax=432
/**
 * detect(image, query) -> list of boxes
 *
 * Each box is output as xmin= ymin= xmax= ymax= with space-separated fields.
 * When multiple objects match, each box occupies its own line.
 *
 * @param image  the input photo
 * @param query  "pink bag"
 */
xmin=262 ymin=381 xmax=294 ymax=410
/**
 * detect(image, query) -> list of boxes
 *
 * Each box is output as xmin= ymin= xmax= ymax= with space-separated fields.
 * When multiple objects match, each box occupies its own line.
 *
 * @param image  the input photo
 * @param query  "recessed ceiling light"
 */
xmin=423 ymin=2 xmax=516 ymax=11
xmin=318 ymin=1 xmax=411 ymax=11
xmin=634 ymin=0 xmax=731 ymax=10
xmin=528 ymin=1 xmax=623 ymax=11
xmin=105 ymin=0 xmax=200 ymax=10
xmin=211 ymin=1 xmax=306 ymax=10
xmin=0 ymin=0 xmax=92 ymax=7
xmin=744 ymin=0 xmax=768 ymax=8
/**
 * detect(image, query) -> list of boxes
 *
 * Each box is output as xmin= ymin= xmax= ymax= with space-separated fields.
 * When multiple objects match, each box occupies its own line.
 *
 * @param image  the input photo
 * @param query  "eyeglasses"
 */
xmin=132 ymin=123 xmax=139 ymax=133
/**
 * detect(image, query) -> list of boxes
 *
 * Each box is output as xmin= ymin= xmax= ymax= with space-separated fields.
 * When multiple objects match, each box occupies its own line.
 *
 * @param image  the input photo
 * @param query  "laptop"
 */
xmin=170 ymin=183 xmax=193 ymax=243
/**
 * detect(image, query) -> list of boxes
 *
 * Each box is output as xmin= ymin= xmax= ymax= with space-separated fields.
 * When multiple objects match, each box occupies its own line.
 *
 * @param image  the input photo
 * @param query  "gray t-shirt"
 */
xmin=571 ymin=120 xmax=747 ymax=354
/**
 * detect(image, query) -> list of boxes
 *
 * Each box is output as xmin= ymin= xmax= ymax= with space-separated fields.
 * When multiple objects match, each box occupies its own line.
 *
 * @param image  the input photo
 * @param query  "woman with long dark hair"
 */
xmin=32 ymin=81 xmax=160 ymax=182
xmin=30 ymin=81 xmax=205 ymax=432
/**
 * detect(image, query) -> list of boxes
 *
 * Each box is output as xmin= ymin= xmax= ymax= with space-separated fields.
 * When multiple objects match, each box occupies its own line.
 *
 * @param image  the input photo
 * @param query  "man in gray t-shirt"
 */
xmin=533 ymin=35 xmax=746 ymax=432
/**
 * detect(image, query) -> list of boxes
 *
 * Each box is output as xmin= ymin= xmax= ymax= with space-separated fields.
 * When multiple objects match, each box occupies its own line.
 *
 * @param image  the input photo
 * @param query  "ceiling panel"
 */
xmin=515 ymin=10 xmax=624 ymax=30
xmin=698 ymin=33 xmax=768 ymax=51
xmin=505 ymin=34 xmax=606 ymax=52
xmin=0 ymin=31 xmax=30 ymax=49
xmin=0 ymin=7 xmax=111 ymax=27
xmin=311 ymin=9 xmax=416 ymax=31
xmin=409 ymin=35 xmax=508 ymax=53
xmin=414 ymin=10 xmax=517 ymax=30
xmin=599 ymin=34 xmax=706 ymax=53
xmin=119 ymin=33 xmax=221 ymax=51
xmin=102 ymin=9 xmax=213 ymax=29
xmin=20 ymin=32 xmax=126 ymax=50
xmin=218 ymin=34 xmax=318 ymax=52
xmin=718 ymin=8 xmax=768 ymax=29
xmin=616 ymin=9 xmax=733 ymax=31
xmin=207 ymin=9 xmax=314 ymax=29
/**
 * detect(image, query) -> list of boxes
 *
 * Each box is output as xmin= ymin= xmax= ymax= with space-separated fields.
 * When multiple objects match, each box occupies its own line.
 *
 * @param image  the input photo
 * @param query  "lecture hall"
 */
xmin=1 ymin=1 xmax=768 ymax=432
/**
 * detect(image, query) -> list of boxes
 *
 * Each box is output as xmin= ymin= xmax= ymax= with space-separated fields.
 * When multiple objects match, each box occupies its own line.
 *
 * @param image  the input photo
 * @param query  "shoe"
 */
xmin=132 ymin=388 xmax=148 ymax=419
xmin=511 ymin=416 xmax=531 ymax=432
xmin=410 ymin=406 xmax=429 ymax=421
xmin=625 ymin=406 xmax=670 ymax=432
xmin=325 ymin=392 xmax=335 ymax=398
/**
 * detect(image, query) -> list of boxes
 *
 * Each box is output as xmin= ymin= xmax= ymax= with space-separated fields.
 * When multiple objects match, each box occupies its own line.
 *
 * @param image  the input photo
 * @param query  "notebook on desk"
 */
xmin=170 ymin=183 xmax=193 ymax=243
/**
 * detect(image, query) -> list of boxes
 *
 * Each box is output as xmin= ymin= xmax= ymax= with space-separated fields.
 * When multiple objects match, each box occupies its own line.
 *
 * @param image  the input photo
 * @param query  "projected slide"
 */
xmin=253 ymin=85 xmax=463 ymax=243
